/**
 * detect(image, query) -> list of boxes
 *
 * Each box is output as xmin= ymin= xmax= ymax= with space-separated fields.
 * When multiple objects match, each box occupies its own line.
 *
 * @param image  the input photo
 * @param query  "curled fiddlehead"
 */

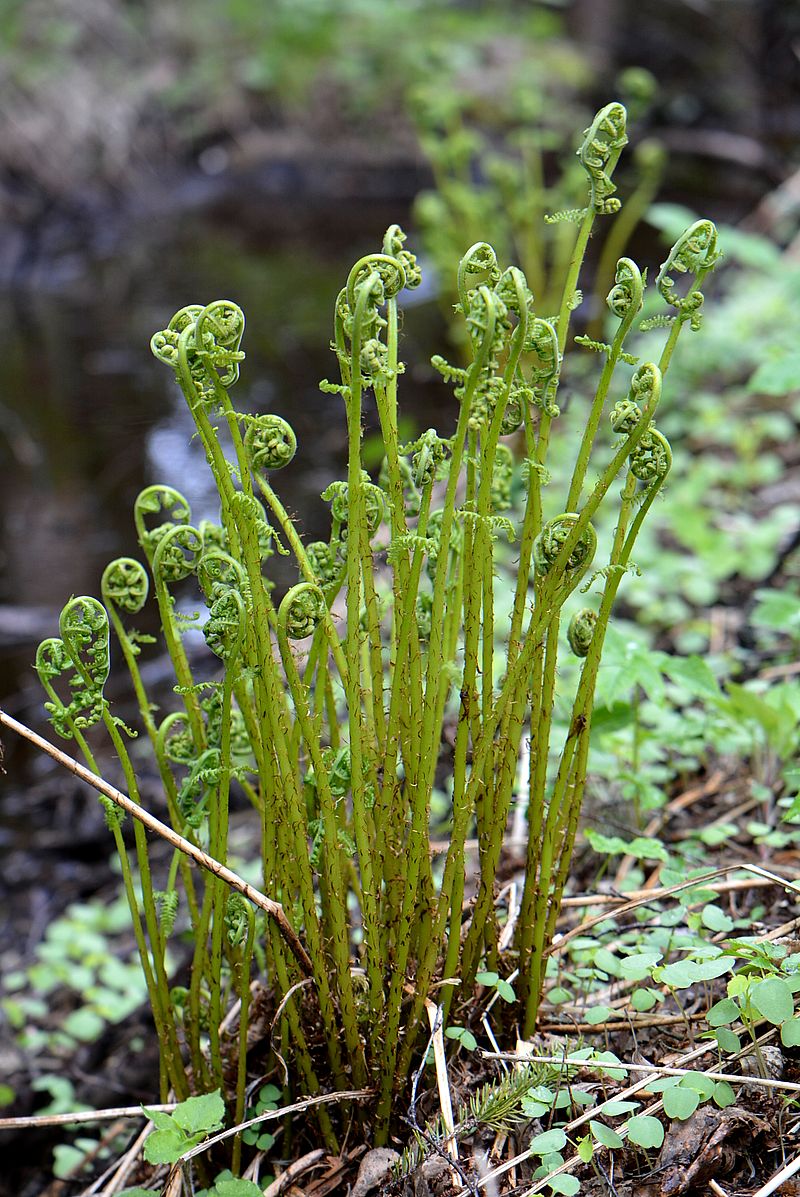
xmin=199 ymin=520 xmax=229 ymax=554
xmin=306 ymin=540 xmax=341 ymax=590
xmin=225 ymin=893 xmax=254 ymax=950
xmin=533 ymin=514 xmax=597 ymax=580
xmin=156 ymin=712 xmax=194 ymax=766
xmin=204 ymin=588 xmax=247 ymax=662
xmin=578 ymin=102 xmax=628 ymax=215
xmin=383 ymin=224 xmax=423 ymax=290
xmin=58 ymin=596 xmax=111 ymax=728
xmin=408 ymin=428 xmax=449 ymax=489
xmin=456 ymin=242 xmax=500 ymax=315
xmin=193 ymin=300 xmax=246 ymax=388
xmin=36 ymin=638 xmax=79 ymax=739
xmin=490 ymin=443 xmax=514 ymax=513
xmin=134 ymin=485 xmax=192 ymax=565
xmin=244 ymin=414 xmax=297 ymax=475
xmin=567 ymin=608 xmax=598 ymax=657
xmin=151 ymin=301 xmax=245 ymax=401
xmin=346 ymin=253 xmax=407 ymax=309
xmin=150 ymin=304 xmax=203 ymax=370
xmin=101 ymin=558 xmax=149 ymax=615
xmin=610 ymin=397 xmax=642 ymax=435
xmin=656 ymin=219 xmax=721 ymax=330
xmin=278 ymin=583 xmax=327 ymax=641
xmin=196 ymin=550 xmax=248 ymax=602
xmin=607 ymin=257 xmax=644 ymax=324
xmin=528 ymin=319 xmax=561 ymax=417
xmin=152 ymin=524 xmax=204 ymax=586
xmin=322 ymin=476 xmax=386 ymax=541
xmin=630 ymin=427 xmax=672 ymax=484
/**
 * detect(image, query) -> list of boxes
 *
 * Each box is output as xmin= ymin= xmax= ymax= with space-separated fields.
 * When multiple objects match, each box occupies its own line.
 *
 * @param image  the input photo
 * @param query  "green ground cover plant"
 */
xmin=3 ymin=102 xmax=724 ymax=1173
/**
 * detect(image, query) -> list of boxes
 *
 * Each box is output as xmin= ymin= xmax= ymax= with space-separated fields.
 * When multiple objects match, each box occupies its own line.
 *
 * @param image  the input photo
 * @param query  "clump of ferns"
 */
xmin=29 ymin=102 xmax=720 ymax=1153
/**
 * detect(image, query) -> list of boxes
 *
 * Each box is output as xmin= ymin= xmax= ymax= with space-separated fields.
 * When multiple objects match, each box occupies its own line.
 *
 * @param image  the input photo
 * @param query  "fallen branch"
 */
xmin=0 ymin=708 xmax=313 ymax=976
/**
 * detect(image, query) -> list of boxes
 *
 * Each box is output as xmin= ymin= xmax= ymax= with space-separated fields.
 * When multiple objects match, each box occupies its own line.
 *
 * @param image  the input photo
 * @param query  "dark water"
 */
xmin=0 ymin=199 xmax=453 ymax=742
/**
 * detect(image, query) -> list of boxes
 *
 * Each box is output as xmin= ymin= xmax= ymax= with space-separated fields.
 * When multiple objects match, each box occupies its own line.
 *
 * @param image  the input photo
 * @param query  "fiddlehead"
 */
xmin=278 ymin=583 xmax=327 ymax=641
xmin=152 ymin=524 xmax=204 ymax=586
xmin=58 ymin=597 xmax=111 ymax=729
xmin=134 ymin=485 xmax=192 ymax=564
xmin=656 ymin=219 xmax=721 ymax=330
xmin=533 ymin=514 xmax=597 ymax=580
xmin=382 ymin=224 xmax=423 ymax=290
xmin=490 ymin=443 xmax=514 ymax=513
xmin=528 ymin=319 xmax=561 ymax=417
xmin=203 ymin=588 xmax=247 ymax=662
xmin=244 ymin=414 xmax=297 ymax=476
xmin=156 ymin=712 xmax=194 ymax=767
xmin=345 ymin=253 xmax=407 ymax=309
xmin=36 ymin=638 xmax=80 ymax=739
xmin=193 ymin=300 xmax=246 ymax=389
xmin=151 ymin=301 xmax=246 ymax=396
xmin=577 ymin=102 xmax=628 ymax=215
xmin=607 ymin=257 xmax=644 ymax=324
xmin=306 ymin=540 xmax=341 ymax=590
xmin=408 ymin=428 xmax=449 ymax=489
xmin=150 ymin=305 xmax=203 ymax=370
xmin=199 ymin=520 xmax=229 ymax=555
xmin=630 ymin=426 xmax=672 ymax=485
xmin=456 ymin=242 xmax=500 ymax=316
xmin=567 ymin=608 xmax=597 ymax=657
xmin=101 ymin=558 xmax=149 ymax=615
xmin=196 ymin=550 xmax=248 ymax=603
xmin=322 ymin=476 xmax=386 ymax=541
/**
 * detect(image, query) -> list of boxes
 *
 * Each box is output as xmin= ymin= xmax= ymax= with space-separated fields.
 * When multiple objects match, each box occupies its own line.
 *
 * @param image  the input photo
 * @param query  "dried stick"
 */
xmin=0 ymin=708 xmax=312 ymax=975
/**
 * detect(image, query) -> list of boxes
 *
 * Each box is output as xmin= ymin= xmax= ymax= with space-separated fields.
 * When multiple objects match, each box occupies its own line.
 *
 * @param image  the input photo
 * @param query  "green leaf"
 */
xmin=658 ymin=961 xmax=695 ymax=988
xmin=476 ymin=971 xmax=499 ymax=987
xmin=592 ymin=1051 xmax=626 ymax=1081
xmin=663 ymin=655 xmax=721 ymax=699
xmin=63 ymin=1008 xmax=106 ymax=1043
xmin=529 ymin=1128 xmax=568 ymax=1155
xmin=0 ymin=1085 xmax=15 ymax=1108
xmin=216 ymin=1181 xmax=266 ymax=1197
xmin=630 ymin=987 xmax=660 ymax=1011
xmin=751 ymin=976 xmax=794 ymax=1025
xmin=590 ymin=1120 xmax=624 ymax=1148
xmin=577 ymin=1136 xmax=594 ymax=1163
xmin=781 ymin=1017 xmax=800 ymax=1047
xmin=547 ymin=1176 xmax=580 ymax=1196
xmin=662 ymin=1087 xmax=700 ymax=1119
xmin=625 ymin=1115 xmax=665 ymax=1149
xmin=712 ymin=1081 xmax=736 ymax=1108
xmin=143 ymin=1107 xmax=178 ymax=1131
xmin=707 ymin=998 xmax=740 ymax=1026
xmin=749 ymin=351 xmax=800 ymax=398
xmin=714 ymin=1028 xmax=741 ymax=1053
xmin=680 ymin=1073 xmax=715 ymax=1099
xmin=547 ymin=987 xmax=572 ymax=1005
xmin=53 ymin=1145 xmax=91 ymax=1179
xmin=597 ymin=1099 xmax=640 ymax=1116
xmin=702 ymin=905 xmax=734 ymax=933
xmin=620 ymin=953 xmax=661 ymax=982
xmin=172 ymin=1090 xmax=226 ymax=1134
xmin=585 ymin=1006 xmax=614 ymax=1025
xmin=144 ymin=1128 xmax=194 ymax=1165
xmin=690 ymin=956 xmax=736 ymax=983
xmin=496 ymin=978 xmax=516 ymax=1002
xmin=593 ymin=948 xmax=621 ymax=977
